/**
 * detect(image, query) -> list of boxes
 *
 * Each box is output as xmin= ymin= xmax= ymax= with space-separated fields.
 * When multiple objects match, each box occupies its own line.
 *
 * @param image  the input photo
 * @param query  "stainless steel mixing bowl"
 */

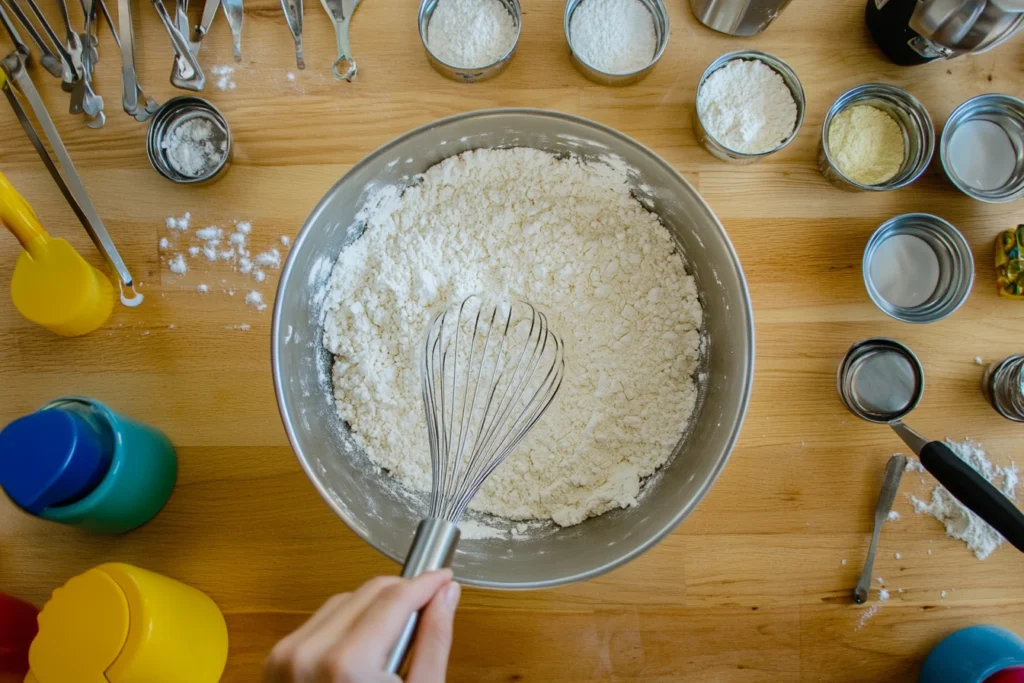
xmin=272 ymin=109 xmax=754 ymax=589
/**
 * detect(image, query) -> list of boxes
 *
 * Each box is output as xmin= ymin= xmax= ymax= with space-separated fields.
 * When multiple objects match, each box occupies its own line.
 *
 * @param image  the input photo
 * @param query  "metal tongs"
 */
xmin=221 ymin=0 xmax=242 ymax=62
xmin=0 ymin=0 xmax=64 ymax=77
xmin=168 ymin=0 xmax=220 ymax=85
xmin=73 ymin=0 xmax=105 ymax=127
xmin=106 ymin=0 xmax=159 ymax=119
xmin=321 ymin=0 xmax=359 ymax=81
xmin=1 ymin=51 xmax=141 ymax=306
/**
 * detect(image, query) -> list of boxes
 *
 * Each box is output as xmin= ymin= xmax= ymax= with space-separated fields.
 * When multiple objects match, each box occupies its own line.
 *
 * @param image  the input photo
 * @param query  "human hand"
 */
xmin=264 ymin=570 xmax=460 ymax=683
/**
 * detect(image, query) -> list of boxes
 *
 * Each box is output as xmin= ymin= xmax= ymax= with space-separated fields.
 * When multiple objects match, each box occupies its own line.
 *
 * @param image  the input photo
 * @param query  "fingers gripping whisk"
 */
xmin=422 ymin=295 xmax=566 ymax=522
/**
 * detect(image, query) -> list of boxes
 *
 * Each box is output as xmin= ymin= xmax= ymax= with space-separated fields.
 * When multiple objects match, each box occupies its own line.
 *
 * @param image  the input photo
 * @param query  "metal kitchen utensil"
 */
xmin=56 ymin=0 xmax=84 ymax=92
xmin=940 ymin=94 xmax=1024 ymax=204
xmin=20 ymin=0 xmax=77 ymax=80
xmin=0 ymin=0 xmax=29 ymax=59
xmin=689 ymin=0 xmax=793 ymax=36
xmin=170 ymin=0 xmax=192 ymax=85
xmin=419 ymin=0 xmax=519 ymax=82
xmin=2 ymin=0 xmax=63 ymax=77
xmin=221 ymin=0 xmax=243 ymax=62
xmin=112 ymin=0 xmax=159 ymax=120
xmin=194 ymin=0 xmax=220 ymax=43
xmin=321 ymin=0 xmax=358 ymax=81
xmin=820 ymin=84 xmax=935 ymax=192
xmin=146 ymin=96 xmax=232 ymax=184
xmin=273 ymin=109 xmax=753 ymax=590
xmin=74 ymin=0 xmax=105 ymax=128
xmin=694 ymin=50 xmax=805 ymax=163
xmin=838 ymin=338 xmax=1024 ymax=553
xmin=853 ymin=453 xmax=906 ymax=604
xmin=564 ymin=0 xmax=667 ymax=85
xmin=151 ymin=0 xmax=205 ymax=90
xmin=384 ymin=295 xmax=565 ymax=674
xmin=282 ymin=0 xmax=304 ymax=69
xmin=1 ymin=51 xmax=142 ymax=307
xmin=867 ymin=0 xmax=1024 ymax=65
xmin=983 ymin=355 xmax=1024 ymax=422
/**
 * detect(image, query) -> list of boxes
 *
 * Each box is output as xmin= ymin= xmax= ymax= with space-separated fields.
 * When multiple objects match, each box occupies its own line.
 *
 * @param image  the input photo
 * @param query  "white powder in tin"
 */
xmin=697 ymin=59 xmax=797 ymax=155
xmin=162 ymin=118 xmax=226 ymax=178
xmin=910 ymin=439 xmax=1020 ymax=560
xmin=426 ymin=0 xmax=517 ymax=69
xmin=322 ymin=148 xmax=703 ymax=527
xmin=569 ymin=0 xmax=657 ymax=75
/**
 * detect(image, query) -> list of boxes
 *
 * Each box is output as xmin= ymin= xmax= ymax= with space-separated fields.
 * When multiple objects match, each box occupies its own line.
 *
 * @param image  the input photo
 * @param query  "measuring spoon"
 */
xmin=838 ymin=338 xmax=1024 ymax=554
xmin=321 ymin=0 xmax=359 ymax=81
xmin=282 ymin=0 xmax=304 ymax=69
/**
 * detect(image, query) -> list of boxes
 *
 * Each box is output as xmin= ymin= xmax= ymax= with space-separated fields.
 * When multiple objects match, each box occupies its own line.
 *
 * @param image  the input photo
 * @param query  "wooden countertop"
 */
xmin=2 ymin=0 xmax=1023 ymax=680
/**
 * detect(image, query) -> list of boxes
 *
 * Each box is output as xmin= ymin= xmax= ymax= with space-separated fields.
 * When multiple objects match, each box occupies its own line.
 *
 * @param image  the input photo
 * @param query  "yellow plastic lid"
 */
xmin=28 ymin=568 xmax=130 ymax=683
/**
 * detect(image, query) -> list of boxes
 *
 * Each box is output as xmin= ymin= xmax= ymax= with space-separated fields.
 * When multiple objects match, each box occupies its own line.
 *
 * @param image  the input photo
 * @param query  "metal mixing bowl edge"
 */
xmin=272 ymin=108 xmax=754 ymax=590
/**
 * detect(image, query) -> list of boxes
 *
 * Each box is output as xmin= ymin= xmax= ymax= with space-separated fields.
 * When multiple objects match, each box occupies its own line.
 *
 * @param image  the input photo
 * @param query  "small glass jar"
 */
xmin=982 ymin=355 xmax=1024 ymax=422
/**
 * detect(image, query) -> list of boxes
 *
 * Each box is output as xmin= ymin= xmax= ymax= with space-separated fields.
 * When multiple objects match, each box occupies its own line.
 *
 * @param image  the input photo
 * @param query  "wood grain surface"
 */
xmin=1 ymin=0 xmax=1023 ymax=680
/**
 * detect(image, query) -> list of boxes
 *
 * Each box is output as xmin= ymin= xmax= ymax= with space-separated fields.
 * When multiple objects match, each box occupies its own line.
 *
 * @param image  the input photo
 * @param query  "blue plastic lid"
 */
xmin=0 ymin=408 xmax=111 ymax=514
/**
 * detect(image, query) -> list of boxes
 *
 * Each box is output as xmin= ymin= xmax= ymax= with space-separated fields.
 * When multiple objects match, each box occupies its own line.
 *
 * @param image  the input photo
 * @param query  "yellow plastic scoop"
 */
xmin=0 ymin=172 xmax=113 ymax=336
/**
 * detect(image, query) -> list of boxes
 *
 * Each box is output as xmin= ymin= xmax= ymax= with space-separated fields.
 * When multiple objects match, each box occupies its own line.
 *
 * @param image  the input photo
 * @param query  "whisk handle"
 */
xmin=385 ymin=518 xmax=461 ymax=675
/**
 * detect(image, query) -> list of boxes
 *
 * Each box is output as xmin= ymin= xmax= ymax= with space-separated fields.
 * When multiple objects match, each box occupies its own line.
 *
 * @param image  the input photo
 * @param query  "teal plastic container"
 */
xmin=2 ymin=397 xmax=177 ymax=534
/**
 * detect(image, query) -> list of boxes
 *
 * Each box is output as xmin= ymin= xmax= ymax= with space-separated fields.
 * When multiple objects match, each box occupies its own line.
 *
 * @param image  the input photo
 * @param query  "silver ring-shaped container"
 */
xmin=837 ymin=338 xmax=924 ymax=424
xmin=940 ymin=94 xmax=1024 ymax=204
xmin=146 ymin=96 xmax=232 ymax=185
xmin=418 ymin=0 xmax=521 ymax=83
xmin=820 ymin=84 xmax=934 ymax=192
xmin=564 ymin=0 xmax=670 ymax=86
xmin=863 ymin=213 xmax=974 ymax=324
xmin=693 ymin=50 xmax=805 ymax=164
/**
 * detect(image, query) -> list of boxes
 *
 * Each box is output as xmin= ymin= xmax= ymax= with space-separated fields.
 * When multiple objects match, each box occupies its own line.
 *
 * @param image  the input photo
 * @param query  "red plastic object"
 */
xmin=0 ymin=592 xmax=38 ymax=677
xmin=987 ymin=666 xmax=1024 ymax=683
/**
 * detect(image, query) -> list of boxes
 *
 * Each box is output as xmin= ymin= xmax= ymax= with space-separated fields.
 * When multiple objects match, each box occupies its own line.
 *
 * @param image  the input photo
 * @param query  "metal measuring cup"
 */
xmin=838 ymin=338 xmax=1024 ymax=553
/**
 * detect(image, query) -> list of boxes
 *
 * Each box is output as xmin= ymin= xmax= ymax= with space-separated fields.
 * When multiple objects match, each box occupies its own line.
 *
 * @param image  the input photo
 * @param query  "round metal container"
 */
xmin=564 ymin=0 xmax=670 ymax=85
xmin=418 ymin=0 xmax=521 ymax=83
xmin=146 ymin=97 xmax=231 ymax=185
xmin=862 ymin=213 xmax=973 ymax=324
xmin=693 ymin=50 xmax=805 ymax=163
xmin=819 ymin=84 xmax=934 ymax=191
xmin=940 ymin=94 xmax=1024 ymax=203
xmin=982 ymin=354 xmax=1024 ymax=422
xmin=272 ymin=109 xmax=754 ymax=589
xmin=837 ymin=338 xmax=924 ymax=424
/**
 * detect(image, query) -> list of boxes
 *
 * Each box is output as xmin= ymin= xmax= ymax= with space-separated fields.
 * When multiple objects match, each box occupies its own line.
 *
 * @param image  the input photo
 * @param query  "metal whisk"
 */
xmin=386 ymin=295 xmax=565 ymax=673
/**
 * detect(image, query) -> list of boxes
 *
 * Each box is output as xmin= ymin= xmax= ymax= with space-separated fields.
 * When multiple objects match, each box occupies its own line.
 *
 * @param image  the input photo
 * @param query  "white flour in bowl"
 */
xmin=321 ymin=148 xmax=703 ymax=527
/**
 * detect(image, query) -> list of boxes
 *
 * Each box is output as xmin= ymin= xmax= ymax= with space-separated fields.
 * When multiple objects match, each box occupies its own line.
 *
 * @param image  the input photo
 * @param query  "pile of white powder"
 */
xmin=322 ymin=147 xmax=703 ymax=527
xmin=697 ymin=58 xmax=798 ymax=155
xmin=570 ymin=0 xmax=657 ymax=75
xmin=427 ymin=0 xmax=517 ymax=68
xmin=910 ymin=439 xmax=1019 ymax=560
xmin=162 ymin=118 xmax=227 ymax=178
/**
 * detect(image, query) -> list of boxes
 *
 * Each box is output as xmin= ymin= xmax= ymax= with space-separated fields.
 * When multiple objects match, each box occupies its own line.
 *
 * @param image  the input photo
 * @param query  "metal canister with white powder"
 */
xmin=862 ymin=213 xmax=974 ymax=324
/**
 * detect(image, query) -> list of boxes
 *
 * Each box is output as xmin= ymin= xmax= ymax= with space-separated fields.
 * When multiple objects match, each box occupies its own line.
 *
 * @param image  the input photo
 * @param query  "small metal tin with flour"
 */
xmin=693 ymin=50 xmax=805 ymax=164
xmin=146 ymin=97 xmax=232 ymax=185
xmin=820 ymin=84 xmax=934 ymax=192
xmin=940 ymin=94 xmax=1024 ymax=204
xmin=863 ymin=213 xmax=973 ymax=324
xmin=564 ymin=0 xmax=670 ymax=86
xmin=418 ymin=0 xmax=521 ymax=83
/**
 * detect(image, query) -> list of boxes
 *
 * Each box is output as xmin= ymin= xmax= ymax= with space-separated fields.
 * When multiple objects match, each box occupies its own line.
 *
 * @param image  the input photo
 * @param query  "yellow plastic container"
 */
xmin=25 ymin=563 xmax=228 ymax=683
xmin=0 ymin=172 xmax=113 ymax=336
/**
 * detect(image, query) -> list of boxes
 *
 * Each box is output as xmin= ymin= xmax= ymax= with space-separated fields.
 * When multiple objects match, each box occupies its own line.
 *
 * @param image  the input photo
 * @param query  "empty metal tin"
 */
xmin=146 ymin=96 xmax=231 ymax=184
xmin=820 ymin=83 xmax=935 ymax=191
xmin=418 ymin=0 xmax=521 ymax=83
xmin=693 ymin=50 xmax=805 ymax=163
xmin=940 ymin=94 xmax=1024 ymax=203
xmin=863 ymin=213 xmax=973 ymax=324
xmin=564 ymin=0 xmax=670 ymax=86
xmin=982 ymin=354 xmax=1024 ymax=422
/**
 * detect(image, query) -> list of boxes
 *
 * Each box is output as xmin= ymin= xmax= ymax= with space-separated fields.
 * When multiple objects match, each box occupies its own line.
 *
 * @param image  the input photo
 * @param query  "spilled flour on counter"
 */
xmin=909 ymin=439 xmax=1020 ymax=560
xmin=322 ymin=148 xmax=703 ymax=527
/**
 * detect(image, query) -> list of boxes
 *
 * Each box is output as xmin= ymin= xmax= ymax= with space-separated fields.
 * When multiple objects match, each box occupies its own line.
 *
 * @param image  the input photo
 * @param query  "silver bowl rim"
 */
xmin=695 ymin=49 xmax=807 ymax=159
xmin=271 ymin=107 xmax=755 ymax=589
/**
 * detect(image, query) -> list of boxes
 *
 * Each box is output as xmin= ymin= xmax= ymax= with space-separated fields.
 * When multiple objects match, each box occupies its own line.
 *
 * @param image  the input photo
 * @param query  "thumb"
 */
xmin=405 ymin=581 xmax=460 ymax=683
